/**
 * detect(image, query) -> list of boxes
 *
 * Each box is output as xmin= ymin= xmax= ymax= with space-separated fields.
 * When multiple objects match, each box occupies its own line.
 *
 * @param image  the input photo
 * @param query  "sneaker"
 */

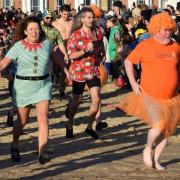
xmin=66 ymin=125 xmax=74 ymax=138
xmin=85 ymin=128 xmax=99 ymax=139
xmin=96 ymin=122 xmax=108 ymax=131
xmin=39 ymin=151 xmax=50 ymax=165
xmin=11 ymin=143 xmax=20 ymax=162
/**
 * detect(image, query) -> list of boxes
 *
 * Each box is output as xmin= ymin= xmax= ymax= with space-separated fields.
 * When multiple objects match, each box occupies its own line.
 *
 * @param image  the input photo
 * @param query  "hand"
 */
xmin=131 ymin=82 xmax=142 ymax=96
xmin=64 ymin=55 xmax=69 ymax=63
xmin=125 ymin=23 xmax=131 ymax=30
xmin=64 ymin=68 xmax=71 ymax=82
xmin=117 ymin=46 xmax=123 ymax=53
xmin=100 ymin=57 xmax=105 ymax=64
xmin=7 ymin=74 xmax=14 ymax=81
xmin=86 ymin=42 xmax=93 ymax=53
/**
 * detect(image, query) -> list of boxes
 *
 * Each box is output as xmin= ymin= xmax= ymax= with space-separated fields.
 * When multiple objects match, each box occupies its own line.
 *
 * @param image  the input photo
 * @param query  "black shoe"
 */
xmin=7 ymin=111 xmax=13 ymax=127
xmin=11 ymin=143 xmax=20 ymax=162
xmin=85 ymin=128 xmax=99 ymax=139
xmin=96 ymin=122 xmax=108 ymax=131
xmin=39 ymin=151 xmax=50 ymax=165
xmin=66 ymin=125 xmax=74 ymax=138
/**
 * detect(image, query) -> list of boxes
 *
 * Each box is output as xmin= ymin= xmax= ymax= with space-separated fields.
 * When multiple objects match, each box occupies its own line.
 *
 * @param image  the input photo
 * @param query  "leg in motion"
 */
xmin=153 ymin=133 xmax=167 ymax=170
xmin=143 ymin=128 xmax=162 ymax=168
xmin=85 ymin=86 xmax=101 ymax=139
xmin=95 ymin=101 xmax=108 ymax=131
xmin=65 ymin=94 xmax=82 ymax=138
xmin=36 ymin=100 xmax=50 ymax=164
xmin=11 ymin=106 xmax=30 ymax=162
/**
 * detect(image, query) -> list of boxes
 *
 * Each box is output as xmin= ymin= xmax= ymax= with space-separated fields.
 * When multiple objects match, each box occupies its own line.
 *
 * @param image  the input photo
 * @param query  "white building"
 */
xmin=160 ymin=0 xmax=179 ymax=10
xmin=2 ymin=0 xmax=180 ymax=12
xmin=128 ymin=0 xmax=179 ymax=9
xmin=22 ymin=0 xmax=47 ymax=13
xmin=74 ymin=0 xmax=101 ymax=10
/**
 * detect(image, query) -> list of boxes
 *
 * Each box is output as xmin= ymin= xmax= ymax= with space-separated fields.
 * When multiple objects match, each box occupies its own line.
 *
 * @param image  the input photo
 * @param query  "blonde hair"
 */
xmin=147 ymin=12 xmax=176 ymax=35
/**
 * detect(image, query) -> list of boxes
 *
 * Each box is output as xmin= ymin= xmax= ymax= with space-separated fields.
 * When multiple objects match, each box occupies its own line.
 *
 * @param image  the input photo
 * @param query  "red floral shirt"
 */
xmin=67 ymin=28 xmax=103 ymax=82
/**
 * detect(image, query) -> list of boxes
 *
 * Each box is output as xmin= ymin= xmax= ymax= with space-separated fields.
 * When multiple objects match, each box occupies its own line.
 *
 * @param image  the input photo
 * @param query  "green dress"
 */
xmin=5 ymin=39 xmax=53 ymax=107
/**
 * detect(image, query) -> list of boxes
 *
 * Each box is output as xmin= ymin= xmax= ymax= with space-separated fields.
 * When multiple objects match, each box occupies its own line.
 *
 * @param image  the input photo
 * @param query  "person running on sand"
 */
xmin=52 ymin=4 xmax=73 ymax=99
xmin=0 ymin=16 xmax=70 ymax=164
xmin=117 ymin=12 xmax=180 ymax=170
xmin=65 ymin=7 xmax=105 ymax=139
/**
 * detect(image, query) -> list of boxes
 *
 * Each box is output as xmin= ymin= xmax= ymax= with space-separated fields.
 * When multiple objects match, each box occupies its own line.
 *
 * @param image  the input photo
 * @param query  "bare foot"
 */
xmin=154 ymin=162 xmax=166 ymax=170
xmin=143 ymin=147 xmax=153 ymax=168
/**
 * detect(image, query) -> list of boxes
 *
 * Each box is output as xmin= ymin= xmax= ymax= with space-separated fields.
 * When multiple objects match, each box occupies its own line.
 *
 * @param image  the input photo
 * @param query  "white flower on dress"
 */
xmin=78 ymin=40 xmax=83 ymax=46
xmin=75 ymin=67 xmax=82 ymax=72
xmin=85 ymin=74 xmax=92 ymax=79
xmin=84 ymin=62 xmax=91 ymax=66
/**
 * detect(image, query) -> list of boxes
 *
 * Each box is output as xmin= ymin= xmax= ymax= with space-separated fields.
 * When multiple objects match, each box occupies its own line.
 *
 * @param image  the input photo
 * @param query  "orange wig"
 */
xmin=147 ymin=12 xmax=176 ymax=35
xmin=90 ymin=4 xmax=102 ymax=18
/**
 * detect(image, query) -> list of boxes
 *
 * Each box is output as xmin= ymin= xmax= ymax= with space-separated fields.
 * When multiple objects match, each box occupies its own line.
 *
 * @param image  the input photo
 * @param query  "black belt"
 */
xmin=16 ymin=74 xmax=49 ymax=80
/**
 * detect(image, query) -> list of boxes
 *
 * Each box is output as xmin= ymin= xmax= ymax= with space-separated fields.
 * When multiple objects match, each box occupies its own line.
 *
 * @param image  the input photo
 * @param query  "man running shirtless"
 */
xmin=52 ymin=4 xmax=73 ymax=44
xmin=52 ymin=4 xmax=73 ymax=99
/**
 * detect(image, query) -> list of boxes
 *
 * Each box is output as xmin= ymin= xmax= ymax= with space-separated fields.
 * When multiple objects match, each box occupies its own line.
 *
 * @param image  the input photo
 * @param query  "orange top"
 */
xmin=127 ymin=38 xmax=180 ymax=99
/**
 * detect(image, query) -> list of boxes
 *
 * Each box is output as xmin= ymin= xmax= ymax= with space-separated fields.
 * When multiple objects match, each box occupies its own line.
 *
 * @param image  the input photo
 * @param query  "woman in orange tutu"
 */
xmin=117 ymin=12 xmax=180 ymax=170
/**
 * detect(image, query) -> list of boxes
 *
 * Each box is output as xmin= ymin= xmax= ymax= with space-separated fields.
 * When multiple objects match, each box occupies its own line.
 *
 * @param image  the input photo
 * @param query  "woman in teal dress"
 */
xmin=0 ymin=16 xmax=70 ymax=164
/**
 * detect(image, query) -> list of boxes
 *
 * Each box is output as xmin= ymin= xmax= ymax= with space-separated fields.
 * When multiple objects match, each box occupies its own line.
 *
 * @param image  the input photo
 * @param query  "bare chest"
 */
xmin=56 ymin=21 xmax=72 ymax=40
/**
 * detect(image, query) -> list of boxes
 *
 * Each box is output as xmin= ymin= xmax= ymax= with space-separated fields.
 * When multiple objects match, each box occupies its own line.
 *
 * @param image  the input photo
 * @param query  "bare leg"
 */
xmin=88 ymin=87 xmax=101 ymax=129
xmin=143 ymin=128 xmax=162 ymax=168
xmin=95 ymin=101 xmax=101 ymax=124
xmin=66 ymin=94 xmax=81 ymax=129
xmin=154 ymin=133 xmax=167 ymax=170
xmin=36 ymin=100 xmax=49 ymax=156
xmin=12 ymin=107 xmax=30 ymax=148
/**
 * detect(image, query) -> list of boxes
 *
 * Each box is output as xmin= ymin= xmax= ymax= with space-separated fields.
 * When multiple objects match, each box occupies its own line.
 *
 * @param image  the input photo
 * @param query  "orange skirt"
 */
xmin=98 ymin=64 xmax=108 ymax=87
xmin=116 ymin=91 xmax=180 ymax=137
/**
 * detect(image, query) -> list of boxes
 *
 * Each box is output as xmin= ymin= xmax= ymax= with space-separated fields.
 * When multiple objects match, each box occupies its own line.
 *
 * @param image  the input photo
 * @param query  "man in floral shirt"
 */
xmin=65 ymin=7 xmax=104 ymax=139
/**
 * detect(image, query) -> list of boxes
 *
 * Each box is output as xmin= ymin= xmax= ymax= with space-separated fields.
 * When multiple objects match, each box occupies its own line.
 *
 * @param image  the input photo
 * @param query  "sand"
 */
xmin=0 ymin=78 xmax=180 ymax=180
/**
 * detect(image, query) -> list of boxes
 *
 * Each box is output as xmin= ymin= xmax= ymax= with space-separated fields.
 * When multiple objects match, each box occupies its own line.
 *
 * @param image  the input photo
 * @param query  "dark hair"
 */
xmin=60 ymin=4 xmax=71 ymax=12
xmin=162 ymin=8 xmax=171 ymax=15
xmin=107 ymin=16 xmax=118 ymax=25
xmin=71 ymin=7 xmax=95 ymax=33
xmin=141 ymin=9 xmax=152 ymax=22
xmin=167 ymin=4 xmax=175 ymax=14
xmin=13 ymin=16 xmax=45 ymax=44
xmin=177 ymin=2 xmax=180 ymax=10
xmin=113 ymin=1 xmax=123 ymax=9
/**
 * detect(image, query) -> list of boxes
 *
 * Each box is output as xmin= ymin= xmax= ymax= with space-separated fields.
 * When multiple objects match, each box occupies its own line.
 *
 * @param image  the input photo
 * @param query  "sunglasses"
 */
xmin=45 ymin=16 xmax=52 ymax=20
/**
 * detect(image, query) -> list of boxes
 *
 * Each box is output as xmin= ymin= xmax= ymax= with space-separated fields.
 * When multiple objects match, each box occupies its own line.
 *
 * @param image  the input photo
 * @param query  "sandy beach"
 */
xmin=0 ymin=78 xmax=180 ymax=180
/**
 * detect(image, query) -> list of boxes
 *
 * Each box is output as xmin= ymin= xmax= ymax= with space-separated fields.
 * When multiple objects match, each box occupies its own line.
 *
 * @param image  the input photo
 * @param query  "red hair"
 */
xmin=90 ymin=4 xmax=102 ymax=18
xmin=147 ymin=12 xmax=176 ymax=35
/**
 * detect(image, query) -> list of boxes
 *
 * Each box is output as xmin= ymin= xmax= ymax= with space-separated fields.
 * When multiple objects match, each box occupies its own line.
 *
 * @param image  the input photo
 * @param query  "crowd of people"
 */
xmin=0 ymin=0 xmax=180 ymax=171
